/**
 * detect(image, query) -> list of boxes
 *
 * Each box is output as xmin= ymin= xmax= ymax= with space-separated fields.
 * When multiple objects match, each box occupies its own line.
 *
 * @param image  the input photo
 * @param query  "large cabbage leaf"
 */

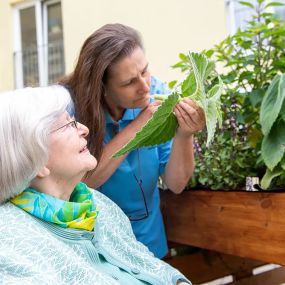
xmin=113 ymin=52 xmax=223 ymax=157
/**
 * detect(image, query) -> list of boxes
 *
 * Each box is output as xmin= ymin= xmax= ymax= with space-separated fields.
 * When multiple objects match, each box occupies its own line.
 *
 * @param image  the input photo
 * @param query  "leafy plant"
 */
xmin=190 ymin=0 xmax=285 ymax=190
xmin=113 ymin=53 xmax=223 ymax=157
xmin=260 ymin=73 xmax=285 ymax=188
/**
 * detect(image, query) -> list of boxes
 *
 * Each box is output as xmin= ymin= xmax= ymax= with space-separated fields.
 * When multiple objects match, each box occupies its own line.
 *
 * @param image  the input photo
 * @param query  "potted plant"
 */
xmin=187 ymin=0 xmax=285 ymax=190
xmin=161 ymin=0 xmax=285 ymax=273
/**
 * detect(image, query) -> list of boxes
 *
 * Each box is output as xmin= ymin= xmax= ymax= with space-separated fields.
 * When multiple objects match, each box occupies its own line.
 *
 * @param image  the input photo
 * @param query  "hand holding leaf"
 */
xmin=113 ymin=52 xmax=223 ymax=157
xmin=174 ymin=98 xmax=206 ymax=138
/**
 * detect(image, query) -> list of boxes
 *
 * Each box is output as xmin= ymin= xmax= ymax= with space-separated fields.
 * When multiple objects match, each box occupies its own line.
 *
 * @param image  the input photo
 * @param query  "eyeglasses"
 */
xmin=128 ymin=174 xmax=149 ymax=221
xmin=111 ymin=122 xmax=149 ymax=221
xmin=128 ymin=149 xmax=149 ymax=222
xmin=50 ymin=120 xmax=78 ymax=133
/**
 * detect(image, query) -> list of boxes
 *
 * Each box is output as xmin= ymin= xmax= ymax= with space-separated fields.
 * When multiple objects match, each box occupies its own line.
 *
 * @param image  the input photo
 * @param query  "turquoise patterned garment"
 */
xmin=11 ymin=182 xmax=99 ymax=231
xmin=0 ymin=190 xmax=191 ymax=284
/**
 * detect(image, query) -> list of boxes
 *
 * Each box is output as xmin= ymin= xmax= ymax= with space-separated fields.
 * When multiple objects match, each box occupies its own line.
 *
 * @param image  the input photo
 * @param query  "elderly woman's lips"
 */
xmin=80 ymin=146 xmax=89 ymax=153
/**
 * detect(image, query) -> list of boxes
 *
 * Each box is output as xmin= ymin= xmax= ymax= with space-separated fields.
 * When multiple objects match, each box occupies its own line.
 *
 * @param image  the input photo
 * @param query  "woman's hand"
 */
xmin=173 ymin=98 xmax=205 ymax=138
xmin=135 ymin=100 xmax=161 ymax=125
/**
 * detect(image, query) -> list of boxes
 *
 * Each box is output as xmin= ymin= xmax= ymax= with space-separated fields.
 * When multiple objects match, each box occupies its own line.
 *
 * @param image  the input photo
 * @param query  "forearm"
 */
xmin=163 ymin=133 xmax=195 ymax=193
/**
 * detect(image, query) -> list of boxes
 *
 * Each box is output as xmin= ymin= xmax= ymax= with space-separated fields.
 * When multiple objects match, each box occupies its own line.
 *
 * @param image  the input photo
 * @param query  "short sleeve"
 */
xmin=158 ymin=139 xmax=173 ymax=176
xmin=150 ymin=76 xmax=171 ymax=95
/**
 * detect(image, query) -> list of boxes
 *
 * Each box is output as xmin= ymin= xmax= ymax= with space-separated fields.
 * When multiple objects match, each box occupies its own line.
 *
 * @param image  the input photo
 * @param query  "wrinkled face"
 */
xmin=46 ymin=112 xmax=97 ymax=181
xmin=104 ymin=47 xmax=151 ymax=119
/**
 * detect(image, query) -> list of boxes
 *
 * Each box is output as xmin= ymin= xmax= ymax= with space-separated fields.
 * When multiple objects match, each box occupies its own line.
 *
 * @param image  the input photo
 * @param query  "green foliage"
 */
xmin=260 ymin=73 xmax=285 ymax=187
xmin=190 ymin=0 xmax=285 ymax=190
xmin=113 ymin=53 xmax=223 ymax=157
xmin=260 ymin=74 xmax=285 ymax=136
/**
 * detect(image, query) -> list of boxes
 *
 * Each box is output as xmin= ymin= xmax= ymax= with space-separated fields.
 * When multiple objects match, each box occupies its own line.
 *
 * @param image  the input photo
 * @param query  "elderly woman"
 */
xmin=0 ymin=85 xmax=191 ymax=285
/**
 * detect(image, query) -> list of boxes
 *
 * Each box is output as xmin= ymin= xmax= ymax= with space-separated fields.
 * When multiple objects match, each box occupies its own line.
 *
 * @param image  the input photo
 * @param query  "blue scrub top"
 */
xmin=98 ymin=77 xmax=172 ymax=258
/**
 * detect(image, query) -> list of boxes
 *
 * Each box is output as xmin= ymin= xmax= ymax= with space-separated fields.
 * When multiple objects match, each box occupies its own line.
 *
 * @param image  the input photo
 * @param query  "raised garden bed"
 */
xmin=161 ymin=189 xmax=285 ymax=266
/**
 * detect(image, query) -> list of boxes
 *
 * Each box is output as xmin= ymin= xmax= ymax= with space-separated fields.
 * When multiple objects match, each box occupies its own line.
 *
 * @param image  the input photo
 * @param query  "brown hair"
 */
xmin=60 ymin=23 xmax=144 ymax=161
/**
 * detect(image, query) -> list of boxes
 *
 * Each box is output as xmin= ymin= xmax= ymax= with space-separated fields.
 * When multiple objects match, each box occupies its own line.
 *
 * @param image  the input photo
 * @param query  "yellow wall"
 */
xmin=0 ymin=1 xmax=14 ymax=91
xmin=0 ymin=0 xmax=228 ymax=91
xmin=62 ymin=0 xmax=228 ymax=83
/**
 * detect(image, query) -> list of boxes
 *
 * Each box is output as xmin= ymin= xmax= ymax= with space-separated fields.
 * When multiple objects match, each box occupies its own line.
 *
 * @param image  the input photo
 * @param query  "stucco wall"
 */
xmin=0 ymin=1 xmax=14 ymax=92
xmin=62 ymin=0 xmax=228 ymax=83
xmin=0 ymin=0 xmax=228 ymax=91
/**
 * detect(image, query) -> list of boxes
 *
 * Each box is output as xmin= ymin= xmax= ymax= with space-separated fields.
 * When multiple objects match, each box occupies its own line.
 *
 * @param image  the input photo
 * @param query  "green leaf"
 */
xmin=249 ymin=130 xmax=263 ymax=149
xmin=249 ymin=89 xmax=264 ymax=107
xmin=260 ymin=74 xmax=285 ymax=135
xmin=261 ymin=119 xmax=285 ymax=170
xmin=205 ymin=49 xmax=214 ymax=58
xmin=113 ymin=93 xmax=179 ymax=157
xmin=179 ymin=53 xmax=188 ymax=61
xmin=153 ymin=94 xmax=168 ymax=101
xmin=181 ymin=73 xmax=196 ymax=97
xmin=261 ymin=166 xmax=283 ymax=189
xmin=265 ymin=2 xmax=284 ymax=8
xmin=187 ymin=53 xmax=207 ymax=103
xmin=239 ymin=1 xmax=255 ymax=8
xmin=280 ymin=156 xmax=285 ymax=170
xmin=204 ymin=77 xmax=223 ymax=145
xmin=171 ymin=62 xmax=185 ymax=69
xmin=281 ymin=100 xmax=285 ymax=122
xmin=168 ymin=80 xmax=177 ymax=89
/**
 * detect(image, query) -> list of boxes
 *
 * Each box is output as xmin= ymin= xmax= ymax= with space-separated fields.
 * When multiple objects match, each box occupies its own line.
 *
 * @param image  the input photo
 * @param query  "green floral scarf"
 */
xmin=11 ymin=182 xmax=99 ymax=231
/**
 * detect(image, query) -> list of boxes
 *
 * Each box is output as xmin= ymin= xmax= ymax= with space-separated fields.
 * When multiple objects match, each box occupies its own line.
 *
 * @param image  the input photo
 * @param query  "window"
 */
xmin=274 ymin=1 xmax=285 ymax=19
xmin=13 ymin=0 xmax=65 ymax=88
xmin=225 ymin=0 xmax=285 ymax=34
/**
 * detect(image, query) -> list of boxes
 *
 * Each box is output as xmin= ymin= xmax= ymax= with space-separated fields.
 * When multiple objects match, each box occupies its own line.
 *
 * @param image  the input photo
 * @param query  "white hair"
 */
xmin=0 ymin=85 xmax=72 ymax=204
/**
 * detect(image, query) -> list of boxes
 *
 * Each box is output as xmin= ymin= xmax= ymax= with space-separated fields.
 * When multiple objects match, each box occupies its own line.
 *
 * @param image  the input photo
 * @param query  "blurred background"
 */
xmin=1 ymin=0 xmax=285 ymax=92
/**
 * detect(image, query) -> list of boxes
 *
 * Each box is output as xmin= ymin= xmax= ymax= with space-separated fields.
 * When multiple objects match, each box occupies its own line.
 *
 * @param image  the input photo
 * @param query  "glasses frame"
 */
xmin=128 ymin=174 xmax=149 ymax=221
xmin=50 ymin=120 xmax=78 ymax=133
xmin=111 ymin=121 xmax=149 ymax=222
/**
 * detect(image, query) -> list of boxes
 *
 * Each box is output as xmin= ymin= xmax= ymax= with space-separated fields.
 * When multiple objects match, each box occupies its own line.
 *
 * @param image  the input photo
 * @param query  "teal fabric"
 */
xmin=99 ymin=76 xmax=172 ymax=258
xmin=0 ymin=189 xmax=191 ymax=285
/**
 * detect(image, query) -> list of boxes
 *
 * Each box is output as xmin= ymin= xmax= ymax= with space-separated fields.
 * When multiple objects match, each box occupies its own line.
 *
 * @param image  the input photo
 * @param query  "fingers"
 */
xmin=138 ymin=101 xmax=161 ymax=124
xmin=174 ymin=98 xmax=206 ymax=135
xmin=152 ymin=100 xmax=162 ymax=107
xmin=174 ymin=103 xmax=197 ymax=130
xmin=148 ymin=101 xmax=161 ymax=113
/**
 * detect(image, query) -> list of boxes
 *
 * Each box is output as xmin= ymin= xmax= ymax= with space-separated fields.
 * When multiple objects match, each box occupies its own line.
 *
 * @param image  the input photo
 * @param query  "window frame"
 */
xmin=13 ymin=0 xmax=62 ymax=88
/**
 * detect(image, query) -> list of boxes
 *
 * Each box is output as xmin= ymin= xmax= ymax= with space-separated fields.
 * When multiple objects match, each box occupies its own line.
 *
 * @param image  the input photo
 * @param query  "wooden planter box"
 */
xmin=161 ymin=189 xmax=285 ymax=266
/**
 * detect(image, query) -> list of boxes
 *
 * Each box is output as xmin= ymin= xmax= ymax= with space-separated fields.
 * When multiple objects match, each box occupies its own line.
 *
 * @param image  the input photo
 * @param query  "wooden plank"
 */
xmin=161 ymin=190 xmax=285 ymax=266
xmin=228 ymin=266 xmax=285 ymax=285
xmin=165 ymin=249 xmax=265 ymax=284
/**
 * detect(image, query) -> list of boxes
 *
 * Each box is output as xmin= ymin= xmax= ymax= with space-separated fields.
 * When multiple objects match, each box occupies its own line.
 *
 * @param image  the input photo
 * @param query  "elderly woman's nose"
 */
xmin=77 ymin=122 xmax=89 ymax=137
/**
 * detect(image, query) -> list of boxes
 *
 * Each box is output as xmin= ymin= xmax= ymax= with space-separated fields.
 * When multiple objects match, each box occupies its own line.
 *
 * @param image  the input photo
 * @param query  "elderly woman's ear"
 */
xmin=36 ymin=166 xmax=51 ymax=178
